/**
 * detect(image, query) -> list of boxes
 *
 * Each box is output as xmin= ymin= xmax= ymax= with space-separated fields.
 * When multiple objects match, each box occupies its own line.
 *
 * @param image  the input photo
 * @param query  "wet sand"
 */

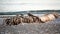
xmin=0 ymin=18 xmax=60 ymax=34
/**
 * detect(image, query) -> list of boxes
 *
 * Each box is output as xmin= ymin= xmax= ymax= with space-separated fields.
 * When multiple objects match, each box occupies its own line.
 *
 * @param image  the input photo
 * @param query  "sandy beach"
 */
xmin=0 ymin=15 xmax=60 ymax=34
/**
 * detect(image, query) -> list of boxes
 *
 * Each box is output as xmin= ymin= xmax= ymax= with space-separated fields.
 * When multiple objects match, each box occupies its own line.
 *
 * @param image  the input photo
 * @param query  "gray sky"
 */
xmin=0 ymin=0 xmax=60 ymax=12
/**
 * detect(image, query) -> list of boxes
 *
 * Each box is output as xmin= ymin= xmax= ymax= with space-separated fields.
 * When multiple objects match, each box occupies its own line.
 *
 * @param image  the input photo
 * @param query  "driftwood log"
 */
xmin=4 ymin=12 xmax=60 ymax=26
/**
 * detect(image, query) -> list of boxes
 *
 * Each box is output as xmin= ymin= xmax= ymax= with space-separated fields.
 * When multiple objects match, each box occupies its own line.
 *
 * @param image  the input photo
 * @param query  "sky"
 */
xmin=0 ymin=0 xmax=60 ymax=12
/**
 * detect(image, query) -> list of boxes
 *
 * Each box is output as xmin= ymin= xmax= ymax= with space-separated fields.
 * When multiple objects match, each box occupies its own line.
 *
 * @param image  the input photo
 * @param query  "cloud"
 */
xmin=0 ymin=0 xmax=60 ymax=12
